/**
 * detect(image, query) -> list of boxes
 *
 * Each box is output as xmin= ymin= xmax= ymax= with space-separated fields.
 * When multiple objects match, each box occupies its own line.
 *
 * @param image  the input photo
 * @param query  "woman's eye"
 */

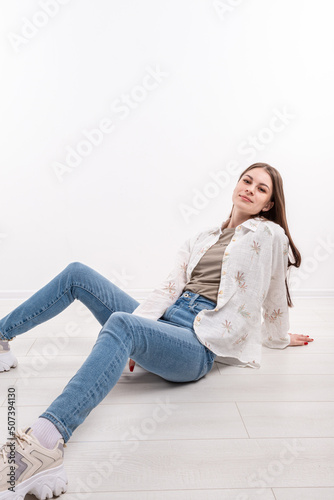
xmin=244 ymin=179 xmax=265 ymax=193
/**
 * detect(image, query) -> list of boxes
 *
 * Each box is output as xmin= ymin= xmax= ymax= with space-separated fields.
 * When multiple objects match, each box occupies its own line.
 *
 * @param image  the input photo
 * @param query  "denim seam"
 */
xmin=3 ymin=283 xmax=115 ymax=336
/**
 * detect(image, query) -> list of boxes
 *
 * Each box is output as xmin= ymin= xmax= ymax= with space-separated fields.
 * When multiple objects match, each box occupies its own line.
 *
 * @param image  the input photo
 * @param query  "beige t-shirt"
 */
xmin=181 ymin=227 xmax=235 ymax=303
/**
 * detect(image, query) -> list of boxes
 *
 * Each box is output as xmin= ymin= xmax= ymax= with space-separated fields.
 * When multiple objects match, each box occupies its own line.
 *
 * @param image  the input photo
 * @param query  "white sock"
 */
xmin=0 ymin=339 xmax=10 ymax=350
xmin=31 ymin=417 xmax=63 ymax=449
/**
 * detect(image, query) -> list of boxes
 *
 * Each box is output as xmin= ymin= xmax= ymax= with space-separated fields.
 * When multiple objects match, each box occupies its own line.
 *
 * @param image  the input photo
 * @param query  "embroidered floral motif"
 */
xmin=222 ymin=320 xmax=232 ymax=334
xmin=232 ymin=333 xmax=248 ymax=345
xmin=283 ymin=242 xmax=289 ymax=256
xmin=263 ymin=225 xmax=272 ymax=236
xmin=235 ymin=271 xmax=245 ymax=285
xmin=235 ymin=271 xmax=247 ymax=292
xmin=180 ymin=262 xmax=187 ymax=273
xmin=250 ymin=241 xmax=261 ymax=262
xmin=237 ymin=304 xmax=251 ymax=318
xmin=163 ymin=282 xmax=176 ymax=298
xmin=264 ymin=308 xmax=283 ymax=324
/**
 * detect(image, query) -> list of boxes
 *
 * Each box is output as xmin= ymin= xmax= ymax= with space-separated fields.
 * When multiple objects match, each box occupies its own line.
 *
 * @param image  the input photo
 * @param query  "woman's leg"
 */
xmin=0 ymin=261 xmax=139 ymax=341
xmin=39 ymin=305 xmax=216 ymax=443
xmin=0 ymin=293 xmax=215 ymax=498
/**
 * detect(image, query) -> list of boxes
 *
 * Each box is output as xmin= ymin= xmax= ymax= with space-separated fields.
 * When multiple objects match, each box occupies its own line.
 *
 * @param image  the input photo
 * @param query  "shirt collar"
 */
xmin=240 ymin=217 xmax=263 ymax=232
xmin=212 ymin=216 xmax=263 ymax=235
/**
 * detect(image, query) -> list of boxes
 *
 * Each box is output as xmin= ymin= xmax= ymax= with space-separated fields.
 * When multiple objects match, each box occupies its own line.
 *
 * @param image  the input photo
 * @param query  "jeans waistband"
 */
xmin=180 ymin=290 xmax=216 ymax=307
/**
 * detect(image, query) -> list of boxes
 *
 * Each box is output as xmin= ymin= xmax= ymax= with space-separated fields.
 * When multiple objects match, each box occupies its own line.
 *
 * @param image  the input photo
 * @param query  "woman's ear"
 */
xmin=262 ymin=200 xmax=274 ymax=212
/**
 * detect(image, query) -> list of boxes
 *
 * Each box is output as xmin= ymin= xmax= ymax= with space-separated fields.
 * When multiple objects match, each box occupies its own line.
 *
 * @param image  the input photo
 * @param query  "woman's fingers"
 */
xmin=288 ymin=333 xmax=314 ymax=346
xmin=299 ymin=335 xmax=314 ymax=342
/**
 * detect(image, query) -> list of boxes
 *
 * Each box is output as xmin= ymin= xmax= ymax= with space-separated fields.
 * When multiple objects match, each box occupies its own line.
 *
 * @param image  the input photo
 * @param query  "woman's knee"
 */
xmin=103 ymin=311 xmax=134 ymax=345
xmin=64 ymin=261 xmax=92 ymax=285
xmin=65 ymin=261 xmax=87 ymax=275
xmin=61 ymin=262 xmax=92 ymax=300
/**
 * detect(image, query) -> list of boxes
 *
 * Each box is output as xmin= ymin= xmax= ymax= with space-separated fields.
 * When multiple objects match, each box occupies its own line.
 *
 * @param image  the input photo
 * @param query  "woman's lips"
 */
xmin=240 ymin=195 xmax=252 ymax=202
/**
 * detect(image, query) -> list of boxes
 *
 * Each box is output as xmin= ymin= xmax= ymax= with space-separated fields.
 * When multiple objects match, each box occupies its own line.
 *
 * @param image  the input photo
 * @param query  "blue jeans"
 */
xmin=0 ymin=262 xmax=216 ymax=443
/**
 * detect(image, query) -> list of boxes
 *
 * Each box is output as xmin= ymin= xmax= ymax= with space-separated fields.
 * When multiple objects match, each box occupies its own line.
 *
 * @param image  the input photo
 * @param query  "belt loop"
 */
xmin=189 ymin=293 xmax=200 ymax=306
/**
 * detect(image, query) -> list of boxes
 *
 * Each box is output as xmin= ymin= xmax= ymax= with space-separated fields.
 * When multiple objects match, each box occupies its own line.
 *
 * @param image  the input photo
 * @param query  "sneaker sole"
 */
xmin=0 ymin=351 xmax=18 ymax=372
xmin=0 ymin=463 xmax=68 ymax=500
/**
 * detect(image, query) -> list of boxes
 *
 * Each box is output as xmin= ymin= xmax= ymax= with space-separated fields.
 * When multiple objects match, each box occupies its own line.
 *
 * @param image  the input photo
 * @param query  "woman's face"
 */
xmin=232 ymin=168 xmax=274 ymax=216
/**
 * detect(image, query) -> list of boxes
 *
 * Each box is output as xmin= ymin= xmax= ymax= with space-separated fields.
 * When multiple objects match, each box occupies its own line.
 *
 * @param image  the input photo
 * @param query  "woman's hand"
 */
xmin=129 ymin=358 xmax=136 ymax=372
xmin=288 ymin=333 xmax=314 ymax=346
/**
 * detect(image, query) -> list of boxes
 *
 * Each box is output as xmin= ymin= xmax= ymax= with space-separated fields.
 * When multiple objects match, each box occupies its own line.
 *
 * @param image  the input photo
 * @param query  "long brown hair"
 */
xmin=227 ymin=162 xmax=301 ymax=308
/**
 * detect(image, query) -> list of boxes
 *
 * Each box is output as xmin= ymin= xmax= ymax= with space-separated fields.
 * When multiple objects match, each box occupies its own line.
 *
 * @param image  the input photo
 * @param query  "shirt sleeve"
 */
xmin=131 ymin=231 xmax=200 ymax=321
xmin=261 ymin=228 xmax=291 ymax=349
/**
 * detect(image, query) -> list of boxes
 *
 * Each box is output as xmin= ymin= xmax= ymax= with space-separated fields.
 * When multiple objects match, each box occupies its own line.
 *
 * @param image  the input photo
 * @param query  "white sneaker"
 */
xmin=0 ymin=340 xmax=17 ymax=372
xmin=0 ymin=426 xmax=68 ymax=499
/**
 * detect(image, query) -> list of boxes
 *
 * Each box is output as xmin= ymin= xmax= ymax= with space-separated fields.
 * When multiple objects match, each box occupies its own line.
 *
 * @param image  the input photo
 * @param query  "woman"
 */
xmin=0 ymin=162 xmax=313 ymax=499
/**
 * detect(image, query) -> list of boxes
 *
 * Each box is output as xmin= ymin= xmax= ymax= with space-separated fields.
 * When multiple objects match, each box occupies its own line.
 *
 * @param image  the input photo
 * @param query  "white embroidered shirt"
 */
xmin=131 ymin=216 xmax=291 ymax=369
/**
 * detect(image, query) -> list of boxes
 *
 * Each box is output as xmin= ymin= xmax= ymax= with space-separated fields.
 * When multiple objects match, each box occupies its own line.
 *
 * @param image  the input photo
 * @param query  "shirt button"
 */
xmin=232 ymin=238 xmax=236 ymax=242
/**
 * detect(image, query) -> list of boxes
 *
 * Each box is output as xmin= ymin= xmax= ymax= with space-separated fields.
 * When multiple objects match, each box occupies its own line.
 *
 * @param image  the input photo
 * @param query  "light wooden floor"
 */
xmin=1 ymin=297 xmax=334 ymax=500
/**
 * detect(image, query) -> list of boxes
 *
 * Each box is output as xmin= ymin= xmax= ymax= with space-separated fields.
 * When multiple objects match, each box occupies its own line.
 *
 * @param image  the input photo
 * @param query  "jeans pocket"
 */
xmin=162 ymin=302 xmax=180 ymax=321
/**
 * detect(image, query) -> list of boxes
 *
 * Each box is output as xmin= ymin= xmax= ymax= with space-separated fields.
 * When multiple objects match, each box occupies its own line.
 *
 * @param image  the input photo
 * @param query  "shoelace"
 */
xmin=1 ymin=429 xmax=32 ymax=465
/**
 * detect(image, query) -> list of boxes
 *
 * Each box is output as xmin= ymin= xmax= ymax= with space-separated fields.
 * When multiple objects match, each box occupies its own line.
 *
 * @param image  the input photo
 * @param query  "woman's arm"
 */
xmin=261 ymin=228 xmax=292 ymax=349
xmin=261 ymin=227 xmax=314 ymax=348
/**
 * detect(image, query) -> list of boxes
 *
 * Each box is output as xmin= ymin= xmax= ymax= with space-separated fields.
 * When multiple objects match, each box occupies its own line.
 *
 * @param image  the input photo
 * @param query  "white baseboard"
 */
xmin=290 ymin=289 xmax=334 ymax=299
xmin=0 ymin=288 xmax=334 ymax=301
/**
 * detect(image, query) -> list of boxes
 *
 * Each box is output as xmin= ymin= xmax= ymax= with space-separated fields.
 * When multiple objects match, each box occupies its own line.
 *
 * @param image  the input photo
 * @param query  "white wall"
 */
xmin=0 ymin=0 xmax=333 ymax=299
